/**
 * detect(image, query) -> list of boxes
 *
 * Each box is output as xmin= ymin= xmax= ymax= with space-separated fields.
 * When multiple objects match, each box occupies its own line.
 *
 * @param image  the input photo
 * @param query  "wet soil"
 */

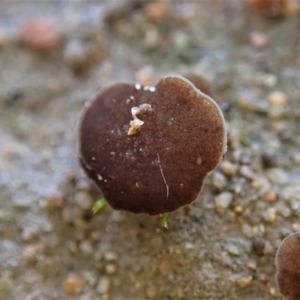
xmin=0 ymin=1 xmax=300 ymax=299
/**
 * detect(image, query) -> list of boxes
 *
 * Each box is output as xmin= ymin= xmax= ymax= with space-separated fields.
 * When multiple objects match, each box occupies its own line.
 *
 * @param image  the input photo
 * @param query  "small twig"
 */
xmin=157 ymin=153 xmax=169 ymax=198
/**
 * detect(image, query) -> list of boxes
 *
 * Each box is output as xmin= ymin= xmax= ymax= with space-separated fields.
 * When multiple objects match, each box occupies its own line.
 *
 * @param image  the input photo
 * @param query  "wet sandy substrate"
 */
xmin=1 ymin=1 xmax=300 ymax=299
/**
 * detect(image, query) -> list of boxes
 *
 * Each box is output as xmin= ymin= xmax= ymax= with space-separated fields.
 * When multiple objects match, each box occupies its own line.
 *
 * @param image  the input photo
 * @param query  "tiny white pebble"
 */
xmin=130 ymin=96 xmax=134 ymax=100
xmin=135 ymin=83 xmax=141 ymax=90
xmin=143 ymin=86 xmax=149 ymax=91
xmin=98 ymin=174 xmax=103 ymax=181
xmin=149 ymin=86 xmax=156 ymax=92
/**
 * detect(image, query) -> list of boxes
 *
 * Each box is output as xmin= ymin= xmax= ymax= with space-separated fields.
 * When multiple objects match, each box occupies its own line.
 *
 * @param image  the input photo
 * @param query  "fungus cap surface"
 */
xmin=79 ymin=75 xmax=227 ymax=215
xmin=275 ymin=232 xmax=300 ymax=300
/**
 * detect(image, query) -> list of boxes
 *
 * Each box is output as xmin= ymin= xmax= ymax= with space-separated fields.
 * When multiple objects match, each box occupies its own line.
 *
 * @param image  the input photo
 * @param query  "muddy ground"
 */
xmin=1 ymin=1 xmax=300 ymax=299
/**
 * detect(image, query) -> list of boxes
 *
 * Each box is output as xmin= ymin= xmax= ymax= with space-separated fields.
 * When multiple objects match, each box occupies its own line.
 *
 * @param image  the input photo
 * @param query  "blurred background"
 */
xmin=0 ymin=0 xmax=300 ymax=299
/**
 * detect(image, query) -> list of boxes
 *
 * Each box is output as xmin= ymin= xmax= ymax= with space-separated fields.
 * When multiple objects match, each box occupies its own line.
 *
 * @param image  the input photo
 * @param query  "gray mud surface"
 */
xmin=1 ymin=1 xmax=300 ymax=299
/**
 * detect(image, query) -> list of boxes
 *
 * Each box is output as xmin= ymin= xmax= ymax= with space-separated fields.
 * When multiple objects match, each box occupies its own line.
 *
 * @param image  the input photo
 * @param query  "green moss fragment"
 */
xmin=160 ymin=213 xmax=169 ymax=228
xmin=92 ymin=197 xmax=107 ymax=214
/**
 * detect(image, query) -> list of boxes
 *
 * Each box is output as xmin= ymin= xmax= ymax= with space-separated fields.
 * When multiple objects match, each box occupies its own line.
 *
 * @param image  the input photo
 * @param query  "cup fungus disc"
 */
xmin=79 ymin=75 xmax=227 ymax=215
xmin=275 ymin=232 xmax=300 ymax=300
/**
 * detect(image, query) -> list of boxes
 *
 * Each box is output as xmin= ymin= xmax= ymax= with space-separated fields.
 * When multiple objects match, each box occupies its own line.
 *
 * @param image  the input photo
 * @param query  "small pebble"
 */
xmin=247 ymin=262 xmax=257 ymax=271
xmin=239 ymin=165 xmax=255 ymax=179
xmin=249 ymin=31 xmax=269 ymax=49
xmin=254 ymin=73 xmax=277 ymax=87
xmin=246 ymin=0 xmax=286 ymax=18
xmin=96 ymin=277 xmax=110 ymax=294
xmin=146 ymin=286 xmax=156 ymax=298
xmin=143 ymin=28 xmax=160 ymax=49
xmin=103 ymin=252 xmax=117 ymax=261
xmin=253 ymin=176 xmax=272 ymax=196
xmin=158 ymin=260 xmax=170 ymax=276
xmin=234 ymin=205 xmax=243 ymax=214
xmin=266 ymin=168 xmax=288 ymax=185
xmin=215 ymin=192 xmax=233 ymax=209
xmin=242 ymin=223 xmax=253 ymax=238
xmin=19 ymin=19 xmax=60 ymax=50
xmin=263 ymin=240 xmax=275 ymax=255
xmin=22 ymin=270 xmax=42 ymax=285
xmin=135 ymin=66 xmax=157 ymax=86
xmin=82 ymin=270 xmax=98 ymax=287
xmin=22 ymin=245 xmax=39 ymax=263
xmin=268 ymin=91 xmax=287 ymax=106
xmin=259 ymin=273 xmax=269 ymax=283
xmin=237 ymin=275 xmax=253 ymax=288
xmin=290 ymin=198 xmax=300 ymax=212
xmin=269 ymin=285 xmax=277 ymax=296
xmin=145 ymin=2 xmax=169 ymax=22
xmin=267 ymin=105 xmax=286 ymax=120
xmin=285 ymin=0 xmax=300 ymax=15
xmin=105 ymin=263 xmax=117 ymax=275
xmin=252 ymin=224 xmax=266 ymax=236
xmin=0 ymin=276 xmax=14 ymax=297
xmin=40 ymin=195 xmax=66 ymax=210
xmin=220 ymin=161 xmax=238 ymax=176
xmin=22 ymin=226 xmax=39 ymax=242
xmin=63 ymin=275 xmax=86 ymax=295
xmin=185 ymin=242 xmax=195 ymax=250
xmin=67 ymin=241 xmax=78 ymax=254
xmin=262 ymin=207 xmax=277 ymax=223
xmin=292 ymin=153 xmax=300 ymax=164
xmin=236 ymin=98 xmax=255 ymax=112
xmin=226 ymin=245 xmax=240 ymax=256
xmin=292 ymin=223 xmax=300 ymax=232
xmin=265 ymin=191 xmax=277 ymax=202
xmin=276 ymin=202 xmax=291 ymax=218
xmin=79 ymin=240 xmax=94 ymax=256
xmin=75 ymin=191 xmax=93 ymax=210
xmin=212 ymin=172 xmax=227 ymax=189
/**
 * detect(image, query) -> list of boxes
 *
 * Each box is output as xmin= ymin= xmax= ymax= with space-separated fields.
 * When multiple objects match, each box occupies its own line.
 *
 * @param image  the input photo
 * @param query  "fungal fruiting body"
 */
xmin=275 ymin=232 xmax=300 ymax=300
xmin=79 ymin=75 xmax=227 ymax=215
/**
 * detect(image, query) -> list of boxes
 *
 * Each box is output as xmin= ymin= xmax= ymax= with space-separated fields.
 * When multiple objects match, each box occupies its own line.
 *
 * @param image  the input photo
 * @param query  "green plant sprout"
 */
xmin=92 ymin=197 xmax=107 ymax=214
xmin=160 ymin=213 xmax=169 ymax=228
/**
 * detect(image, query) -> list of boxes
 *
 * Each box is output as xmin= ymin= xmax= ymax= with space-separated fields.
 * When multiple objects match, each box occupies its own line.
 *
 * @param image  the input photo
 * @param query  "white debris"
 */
xmin=127 ymin=118 xmax=144 ymax=135
xmin=127 ymin=103 xmax=153 ymax=135
xmin=135 ymin=83 xmax=141 ymax=90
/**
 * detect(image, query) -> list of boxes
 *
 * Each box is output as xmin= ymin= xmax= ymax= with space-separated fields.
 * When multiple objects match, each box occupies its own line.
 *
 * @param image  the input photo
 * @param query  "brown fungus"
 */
xmin=275 ymin=232 xmax=300 ymax=300
xmin=78 ymin=75 xmax=227 ymax=215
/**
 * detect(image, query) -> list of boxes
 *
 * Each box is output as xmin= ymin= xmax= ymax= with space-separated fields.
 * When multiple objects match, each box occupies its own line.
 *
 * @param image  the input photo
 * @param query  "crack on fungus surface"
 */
xmin=157 ymin=153 xmax=169 ymax=198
